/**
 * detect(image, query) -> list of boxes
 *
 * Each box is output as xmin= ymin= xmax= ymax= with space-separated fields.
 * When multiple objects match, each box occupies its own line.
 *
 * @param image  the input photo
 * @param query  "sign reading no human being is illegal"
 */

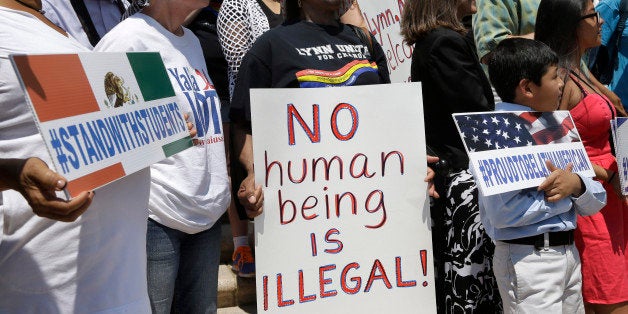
xmin=250 ymin=83 xmax=436 ymax=313
xmin=11 ymin=52 xmax=193 ymax=198
xmin=453 ymin=111 xmax=595 ymax=196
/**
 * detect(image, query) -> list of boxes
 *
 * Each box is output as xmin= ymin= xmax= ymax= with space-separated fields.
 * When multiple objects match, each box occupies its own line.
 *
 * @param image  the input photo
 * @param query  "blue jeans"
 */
xmin=146 ymin=218 xmax=221 ymax=314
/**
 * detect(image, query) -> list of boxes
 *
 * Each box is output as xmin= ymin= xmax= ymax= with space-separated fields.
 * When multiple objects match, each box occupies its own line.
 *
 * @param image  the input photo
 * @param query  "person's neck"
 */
xmin=302 ymin=5 xmax=339 ymax=26
xmin=143 ymin=4 xmax=190 ymax=36
xmin=261 ymin=0 xmax=281 ymax=14
xmin=15 ymin=0 xmax=41 ymax=11
xmin=0 ymin=0 xmax=43 ymax=13
xmin=511 ymin=98 xmax=534 ymax=110
xmin=570 ymin=52 xmax=586 ymax=76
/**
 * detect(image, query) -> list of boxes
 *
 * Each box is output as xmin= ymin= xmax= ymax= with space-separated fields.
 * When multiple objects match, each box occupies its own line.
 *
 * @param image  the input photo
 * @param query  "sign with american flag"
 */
xmin=611 ymin=117 xmax=628 ymax=195
xmin=453 ymin=111 xmax=594 ymax=196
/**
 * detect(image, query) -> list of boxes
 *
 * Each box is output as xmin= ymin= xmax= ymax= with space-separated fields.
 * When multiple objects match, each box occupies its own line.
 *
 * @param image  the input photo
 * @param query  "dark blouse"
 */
xmin=411 ymin=26 xmax=494 ymax=170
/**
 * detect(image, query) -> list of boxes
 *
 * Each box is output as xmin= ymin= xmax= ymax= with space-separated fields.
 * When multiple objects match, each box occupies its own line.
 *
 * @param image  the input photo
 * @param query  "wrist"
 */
xmin=571 ymin=173 xmax=585 ymax=197
xmin=0 ymin=158 xmax=30 ymax=192
xmin=607 ymin=171 xmax=617 ymax=184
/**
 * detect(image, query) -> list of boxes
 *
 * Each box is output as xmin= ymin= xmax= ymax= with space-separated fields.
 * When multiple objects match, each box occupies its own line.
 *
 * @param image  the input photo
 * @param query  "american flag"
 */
xmin=453 ymin=111 xmax=580 ymax=153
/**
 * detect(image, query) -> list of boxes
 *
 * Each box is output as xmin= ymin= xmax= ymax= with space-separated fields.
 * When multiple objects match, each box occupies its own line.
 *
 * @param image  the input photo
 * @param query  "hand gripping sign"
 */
xmin=249 ymin=83 xmax=436 ymax=313
xmin=11 ymin=52 xmax=193 ymax=198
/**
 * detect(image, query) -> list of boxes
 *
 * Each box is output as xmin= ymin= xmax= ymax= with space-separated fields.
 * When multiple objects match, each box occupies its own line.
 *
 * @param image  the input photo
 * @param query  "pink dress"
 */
xmin=570 ymin=73 xmax=628 ymax=304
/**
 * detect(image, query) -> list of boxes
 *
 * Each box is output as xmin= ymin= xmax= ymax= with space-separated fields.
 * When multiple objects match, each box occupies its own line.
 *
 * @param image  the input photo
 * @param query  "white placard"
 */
xmin=250 ymin=83 xmax=436 ymax=313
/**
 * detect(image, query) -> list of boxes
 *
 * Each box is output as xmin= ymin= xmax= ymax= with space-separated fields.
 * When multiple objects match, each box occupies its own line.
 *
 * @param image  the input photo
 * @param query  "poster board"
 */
xmin=11 ymin=52 xmax=192 ymax=197
xmin=611 ymin=117 xmax=628 ymax=194
xmin=359 ymin=0 xmax=412 ymax=83
xmin=453 ymin=111 xmax=594 ymax=196
xmin=250 ymin=83 xmax=436 ymax=313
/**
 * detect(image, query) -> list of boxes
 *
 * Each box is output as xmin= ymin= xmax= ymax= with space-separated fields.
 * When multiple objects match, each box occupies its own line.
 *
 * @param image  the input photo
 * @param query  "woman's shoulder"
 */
xmin=96 ymin=16 xmax=156 ymax=51
xmin=430 ymin=27 xmax=468 ymax=43
xmin=561 ymin=79 xmax=583 ymax=110
xmin=417 ymin=27 xmax=469 ymax=54
xmin=220 ymin=0 xmax=258 ymax=15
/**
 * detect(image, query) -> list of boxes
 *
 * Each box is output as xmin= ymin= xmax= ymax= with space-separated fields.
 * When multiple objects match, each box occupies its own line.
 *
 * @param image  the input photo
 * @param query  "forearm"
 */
xmin=232 ymin=121 xmax=255 ymax=175
xmin=0 ymin=158 xmax=28 ymax=192
xmin=592 ymin=163 xmax=614 ymax=182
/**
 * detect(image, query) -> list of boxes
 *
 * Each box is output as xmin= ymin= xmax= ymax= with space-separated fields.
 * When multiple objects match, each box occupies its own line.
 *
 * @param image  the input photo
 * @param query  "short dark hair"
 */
xmin=488 ymin=38 xmax=558 ymax=103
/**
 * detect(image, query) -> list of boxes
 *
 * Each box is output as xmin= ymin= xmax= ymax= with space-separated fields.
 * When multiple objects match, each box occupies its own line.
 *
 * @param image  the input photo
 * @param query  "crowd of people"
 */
xmin=1 ymin=0 xmax=627 ymax=313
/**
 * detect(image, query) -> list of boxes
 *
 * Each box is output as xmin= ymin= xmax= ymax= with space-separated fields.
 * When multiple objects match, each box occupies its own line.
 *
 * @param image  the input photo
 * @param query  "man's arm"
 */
xmin=473 ymin=0 xmax=538 ymax=63
xmin=231 ymin=122 xmax=263 ymax=218
xmin=0 ymin=158 xmax=94 ymax=222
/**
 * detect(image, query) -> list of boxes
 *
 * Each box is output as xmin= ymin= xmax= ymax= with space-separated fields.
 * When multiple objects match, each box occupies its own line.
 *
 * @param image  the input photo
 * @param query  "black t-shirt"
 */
xmin=188 ymin=8 xmax=230 ymax=107
xmin=256 ymin=0 xmax=284 ymax=28
xmin=230 ymin=20 xmax=390 ymax=123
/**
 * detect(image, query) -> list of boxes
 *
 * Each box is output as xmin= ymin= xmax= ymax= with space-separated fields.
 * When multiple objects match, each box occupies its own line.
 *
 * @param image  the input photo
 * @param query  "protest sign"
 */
xmin=611 ymin=117 xmax=628 ymax=194
xmin=453 ymin=111 xmax=594 ymax=196
xmin=359 ymin=0 xmax=412 ymax=83
xmin=11 ymin=52 xmax=192 ymax=197
xmin=250 ymin=83 xmax=436 ymax=313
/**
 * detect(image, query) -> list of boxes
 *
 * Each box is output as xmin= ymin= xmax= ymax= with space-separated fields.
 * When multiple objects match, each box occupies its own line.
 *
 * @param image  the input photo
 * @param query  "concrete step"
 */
xmin=217 ymin=304 xmax=257 ymax=314
xmin=217 ymin=262 xmax=256 ymax=308
xmin=218 ymin=216 xmax=257 ymax=309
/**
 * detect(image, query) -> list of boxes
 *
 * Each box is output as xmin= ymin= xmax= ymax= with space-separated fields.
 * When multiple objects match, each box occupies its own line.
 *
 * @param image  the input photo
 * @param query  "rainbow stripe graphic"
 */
xmin=296 ymin=60 xmax=379 ymax=88
xmin=11 ymin=52 xmax=192 ymax=197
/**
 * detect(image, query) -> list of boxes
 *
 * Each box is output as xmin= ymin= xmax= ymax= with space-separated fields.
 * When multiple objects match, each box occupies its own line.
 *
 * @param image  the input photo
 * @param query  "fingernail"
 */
xmin=248 ymin=195 xmax=256 ymax=203
xmin=56 ymin=180 xmax=66 ymax=189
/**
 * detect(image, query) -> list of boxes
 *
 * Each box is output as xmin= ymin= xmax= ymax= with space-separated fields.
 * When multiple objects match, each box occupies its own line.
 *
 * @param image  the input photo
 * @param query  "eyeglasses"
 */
xmin=580 ymin=11 xmax=600 ymax=24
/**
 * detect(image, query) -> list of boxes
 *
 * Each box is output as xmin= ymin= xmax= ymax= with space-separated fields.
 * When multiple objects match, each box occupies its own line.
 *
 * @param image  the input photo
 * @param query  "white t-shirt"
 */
xmin=0 ymin=7 xmax=150 ymax=313
xmin=96 ymin=13 xmax=230 ymax=234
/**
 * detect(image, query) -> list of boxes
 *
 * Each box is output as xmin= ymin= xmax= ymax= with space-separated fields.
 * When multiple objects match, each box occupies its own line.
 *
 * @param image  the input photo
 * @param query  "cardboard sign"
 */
xmin=360 ymin=0 xmax=413 ymax=83
xmin=611 ymin=117 xmax=628 ymax=194
xmin=250 ymin=83 xmax=436 ymax=313
xmin=11 ymin=52 xmax=192 ymax=197
xmin=453 ymin=111 xmax=595 ymax=196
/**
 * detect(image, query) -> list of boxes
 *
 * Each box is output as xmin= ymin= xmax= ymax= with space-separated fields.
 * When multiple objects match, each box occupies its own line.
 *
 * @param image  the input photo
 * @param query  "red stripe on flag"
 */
xmin=66 ymin=163 xmax=126 ymax=197
xmin=531 ymin=114 xmax=578 ymax=144
xmin=12 ymin=54 xmax=100 ymax=122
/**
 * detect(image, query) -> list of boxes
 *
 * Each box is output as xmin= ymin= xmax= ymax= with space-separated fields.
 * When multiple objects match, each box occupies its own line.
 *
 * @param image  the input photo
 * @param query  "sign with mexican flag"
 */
xmin=11 ymin=52 xmax=192 ymax=198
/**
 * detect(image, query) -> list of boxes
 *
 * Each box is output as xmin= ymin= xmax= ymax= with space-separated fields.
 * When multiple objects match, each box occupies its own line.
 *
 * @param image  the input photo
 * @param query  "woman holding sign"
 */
xmin=536 ymin=0 xmax=628 ymax=311
xmin=0 ymin=0 xmax=150 ymax=312
xmin=400 ymin=0 xmax=501 ymax=312
xmin=96 ymin=0 xmax=231 ymax=312
xmin=230 ymin=0 xmax=390 ymax=216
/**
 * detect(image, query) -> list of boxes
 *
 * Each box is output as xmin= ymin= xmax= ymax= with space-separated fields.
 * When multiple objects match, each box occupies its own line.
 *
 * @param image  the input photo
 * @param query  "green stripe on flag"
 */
xmin=162 ymin=137 xmax=193 ymax=157
xmin=127 ymin=52 xmax=175 ymax=101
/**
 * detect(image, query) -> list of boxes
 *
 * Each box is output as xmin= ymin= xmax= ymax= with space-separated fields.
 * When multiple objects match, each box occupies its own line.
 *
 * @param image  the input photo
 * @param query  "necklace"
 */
xmin=14 ymin=0 xmax=45 ymax=14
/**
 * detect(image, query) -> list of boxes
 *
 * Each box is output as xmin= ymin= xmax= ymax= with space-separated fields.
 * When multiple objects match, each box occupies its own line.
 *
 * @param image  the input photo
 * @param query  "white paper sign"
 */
xmin=250 ymin=83 xmax=436 ymax=313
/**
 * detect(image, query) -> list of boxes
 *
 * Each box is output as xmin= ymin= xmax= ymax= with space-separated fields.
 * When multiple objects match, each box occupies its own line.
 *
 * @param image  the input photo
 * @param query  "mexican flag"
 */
xmin=11 ymin=52 xmax=192 ymax=197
